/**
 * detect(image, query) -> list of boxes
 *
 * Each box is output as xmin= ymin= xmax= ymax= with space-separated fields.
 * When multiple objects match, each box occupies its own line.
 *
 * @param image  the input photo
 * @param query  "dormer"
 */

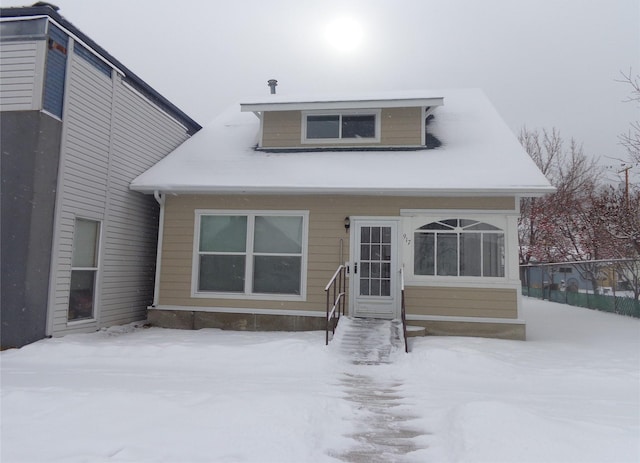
xmin=240 ymin=92 xmax=444 ymax=151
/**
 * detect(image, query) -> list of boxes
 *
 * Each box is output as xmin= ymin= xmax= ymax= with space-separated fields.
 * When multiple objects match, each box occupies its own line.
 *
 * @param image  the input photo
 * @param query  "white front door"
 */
xmin=352 ymin=220 xmax=399 ymax=319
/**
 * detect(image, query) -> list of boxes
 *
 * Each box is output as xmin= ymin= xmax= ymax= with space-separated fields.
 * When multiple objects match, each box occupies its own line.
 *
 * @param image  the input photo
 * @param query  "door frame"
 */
xmin=348 ymin=217 xmax=402 ymax=319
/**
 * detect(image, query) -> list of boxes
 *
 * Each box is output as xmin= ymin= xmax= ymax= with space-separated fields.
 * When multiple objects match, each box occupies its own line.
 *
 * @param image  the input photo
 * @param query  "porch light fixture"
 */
xmin=344 ymin=216 xmax=350 ymax=233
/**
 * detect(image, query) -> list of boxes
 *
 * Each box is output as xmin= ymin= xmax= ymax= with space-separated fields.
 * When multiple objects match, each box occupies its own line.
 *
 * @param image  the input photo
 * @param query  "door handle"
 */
xmin=354 ymin=263 xmax=358 ymax=274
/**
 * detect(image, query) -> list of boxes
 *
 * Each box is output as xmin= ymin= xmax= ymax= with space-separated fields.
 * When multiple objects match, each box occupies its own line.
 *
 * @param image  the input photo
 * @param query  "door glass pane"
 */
xmin=382 ymin=227 xmax=391 ymax=243
xmin=253 ymin=256 xmax=301 ymax=294
xmin=414 ymin=233 xmax=434 ymax=275
xmin=199 ymin=255 xmax=245 ymax=291
xmin=381 ymin=279 xmax=390 ymax=296
xmin=359 ymin=278 xmax=370 ymax=296
xmin=360 ymin=245 xmax=370 ymax=260
xmin=460 ymin=233 xmax=481 ymax=276
xmin=68 ymin=270 xmax=95 ymax=321
xmin=200 ymin=216 xmax=247 ymax=252
xmin=307 ymin=115 xmax=339 ymax=138
xmin=361 ymin=262 xmax=370 ymax=277
xmin=254 ymin=216 xmax=302 ymax=253
xmin=371 ymin=244 xmax=381 ymax=260
xmin=370 ymin=279 xmax=380 ymax=296
xmin=360 ymin=226 xmax=370 ymax=244
xmin=437 ymin=234 xmax=458 ymax=276
xmin=371 ymin=262 xmax=380 ymax=278
xmin=72 ymin=219 xmax=99 ymax=267
xmin=381 ymin=263 xmax=391 ymax=278
xmin=371 ymin=227 xmax=381 ymax=243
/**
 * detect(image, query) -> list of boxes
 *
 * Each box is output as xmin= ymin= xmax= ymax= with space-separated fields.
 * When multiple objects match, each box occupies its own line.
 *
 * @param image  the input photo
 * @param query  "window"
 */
xmin=303 ymin=111 xmax=379 ymax=143
xmin=414 ymin=219 xmax=504 ymax=277
xmin=195 ymin=211 xmax=307 ymax=298
xmin=68 ymin=219 xmax=100 ymax=321
xmin=0 ymin=18 xmax=46 ymax=40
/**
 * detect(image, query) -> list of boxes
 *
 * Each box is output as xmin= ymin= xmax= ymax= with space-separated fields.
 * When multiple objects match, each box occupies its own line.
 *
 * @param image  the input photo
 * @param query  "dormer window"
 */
xmin=302 ymin=110 xmax=380 ymax=143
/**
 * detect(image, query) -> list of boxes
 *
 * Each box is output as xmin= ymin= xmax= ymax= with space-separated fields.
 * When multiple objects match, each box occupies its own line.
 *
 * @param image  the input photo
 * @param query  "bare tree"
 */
xmin=618 ymin=70 xmax=640 ymax=166
xmin=518 ymin=128 xmax=600 ymax=266
xmin=591 ymin=184 xmax=640 ymax=299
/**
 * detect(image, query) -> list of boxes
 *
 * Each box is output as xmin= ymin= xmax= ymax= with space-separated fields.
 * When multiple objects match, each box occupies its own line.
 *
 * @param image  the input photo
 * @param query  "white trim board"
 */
xmin=406 ymin=314 xmax=525 ymax=325
xmin=150 ymin=305 xmax=326 ymax=318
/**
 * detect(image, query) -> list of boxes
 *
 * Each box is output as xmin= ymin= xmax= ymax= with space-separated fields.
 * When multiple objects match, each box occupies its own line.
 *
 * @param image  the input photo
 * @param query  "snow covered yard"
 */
xmin=1 ymin=298 xmax=638 ymax=463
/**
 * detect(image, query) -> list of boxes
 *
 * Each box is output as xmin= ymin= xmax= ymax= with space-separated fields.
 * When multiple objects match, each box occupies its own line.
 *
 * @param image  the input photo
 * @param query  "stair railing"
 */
xmin=400 ymin=265 xmax=408 ymax=353
xmin=325 ymin=265 xmax=346 ymax=345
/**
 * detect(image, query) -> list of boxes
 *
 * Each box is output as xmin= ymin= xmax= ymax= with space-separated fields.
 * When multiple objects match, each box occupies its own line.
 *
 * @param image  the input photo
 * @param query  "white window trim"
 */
xmin=67 ymin=217 xmax=102 ymax=325
xmin=401 ymin=213 xmax=520 ymax=286
xmin=192 ymin=210 xmax=309 ymax=301
xmin=301 ymin=109 xmax=381 ymax=144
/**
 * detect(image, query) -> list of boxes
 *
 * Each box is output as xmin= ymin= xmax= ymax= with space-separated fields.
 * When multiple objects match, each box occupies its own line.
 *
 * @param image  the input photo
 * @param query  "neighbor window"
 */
xmin=195 ymin=212 xmax=307 ymax=297
xmin=68 ymin=218 xmax=100 ymax=321
xmin=414 ymin=219 xmax=504 ymax=277
xmin=304 ymin=111 xmax=379 ymax=142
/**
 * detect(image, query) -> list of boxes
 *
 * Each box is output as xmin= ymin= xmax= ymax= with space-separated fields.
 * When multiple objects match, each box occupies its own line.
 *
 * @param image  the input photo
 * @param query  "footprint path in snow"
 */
xmin=329 ymin=317 xmax=425 ymax=463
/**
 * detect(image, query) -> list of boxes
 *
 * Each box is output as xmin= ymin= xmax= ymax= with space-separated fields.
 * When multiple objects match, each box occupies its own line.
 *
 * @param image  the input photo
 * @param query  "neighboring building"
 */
xmin=1 ymin=4 xmax=201 ymax=348
xmin=131 ymin=86 xmax=554 ymax=340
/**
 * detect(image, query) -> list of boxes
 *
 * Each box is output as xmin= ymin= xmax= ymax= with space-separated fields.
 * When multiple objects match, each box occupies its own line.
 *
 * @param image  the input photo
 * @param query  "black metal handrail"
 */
xmin=400 ymin=266 xmax=408 ymax=353
xmin=325 ymin=265 xmax=346 ymax=345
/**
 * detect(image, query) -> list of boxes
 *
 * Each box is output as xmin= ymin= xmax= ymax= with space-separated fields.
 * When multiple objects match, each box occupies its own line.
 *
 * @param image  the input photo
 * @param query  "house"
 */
xmin=0 ymin=3 xmax=201 ymax=349
xmin=130 ymin=84 xmax=554 ymax=340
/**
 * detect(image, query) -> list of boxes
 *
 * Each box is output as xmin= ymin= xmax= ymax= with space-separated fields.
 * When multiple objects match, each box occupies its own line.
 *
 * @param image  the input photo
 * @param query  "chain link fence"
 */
xmin=520 ymin=259 xmax=640 ymax=318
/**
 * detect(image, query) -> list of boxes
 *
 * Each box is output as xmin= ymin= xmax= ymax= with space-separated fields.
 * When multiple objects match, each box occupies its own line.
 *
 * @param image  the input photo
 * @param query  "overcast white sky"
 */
xmin=4 ymin=0 xmax=639 ymax=178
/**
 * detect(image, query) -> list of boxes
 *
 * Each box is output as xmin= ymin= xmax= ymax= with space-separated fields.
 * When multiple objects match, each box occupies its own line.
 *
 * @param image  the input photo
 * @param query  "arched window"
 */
xmin=414 ymin=219 xmax=504 ymax=277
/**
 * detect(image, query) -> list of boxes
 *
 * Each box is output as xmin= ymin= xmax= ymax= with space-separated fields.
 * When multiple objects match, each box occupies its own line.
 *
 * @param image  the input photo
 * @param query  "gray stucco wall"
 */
xmin=1 ymin=111 xmax=62 ymax=349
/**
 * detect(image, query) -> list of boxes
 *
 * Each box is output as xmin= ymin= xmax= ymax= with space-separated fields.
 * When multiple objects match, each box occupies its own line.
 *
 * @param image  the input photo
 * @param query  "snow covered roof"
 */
xmin=130 ymin=88 xmax=554 ymax=196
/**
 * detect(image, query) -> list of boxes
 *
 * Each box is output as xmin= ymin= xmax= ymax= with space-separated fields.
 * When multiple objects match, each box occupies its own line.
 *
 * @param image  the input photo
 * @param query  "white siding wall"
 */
xmin=0 ymin=40 xmax=45 ymax=111
xmin=49 ymin=42 xmax=191 ymax=336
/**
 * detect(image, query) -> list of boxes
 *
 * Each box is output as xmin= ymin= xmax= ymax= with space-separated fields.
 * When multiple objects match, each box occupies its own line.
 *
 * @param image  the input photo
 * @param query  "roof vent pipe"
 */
xmin=267 ymin=79 xmax=278 ymax=94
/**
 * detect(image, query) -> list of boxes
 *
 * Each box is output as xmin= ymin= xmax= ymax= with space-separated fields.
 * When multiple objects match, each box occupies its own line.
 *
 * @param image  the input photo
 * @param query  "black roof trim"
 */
xmin=255 ymin=145 xmax=437 ymax=153
xmin=1 ymin=5 xmax=202 ymax=135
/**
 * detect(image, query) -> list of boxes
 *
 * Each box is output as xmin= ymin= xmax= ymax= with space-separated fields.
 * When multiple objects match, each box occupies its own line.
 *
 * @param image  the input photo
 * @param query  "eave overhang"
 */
xmin=240 ymin=97 xmax=444 ymax=113
xmin=130 ymin=184 xmax=556 ymax=197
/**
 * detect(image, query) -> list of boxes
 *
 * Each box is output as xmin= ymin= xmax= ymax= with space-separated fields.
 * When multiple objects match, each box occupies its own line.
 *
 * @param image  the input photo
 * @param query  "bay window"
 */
xmin=195 ymin=211 xmax=307 ymax=298
xmin=414 ymin=219 xmax=505 ymax=278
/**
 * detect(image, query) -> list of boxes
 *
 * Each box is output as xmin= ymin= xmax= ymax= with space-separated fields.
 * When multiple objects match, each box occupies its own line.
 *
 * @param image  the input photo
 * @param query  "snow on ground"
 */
xmin=1 ymin=298 xmax=638 ymax=463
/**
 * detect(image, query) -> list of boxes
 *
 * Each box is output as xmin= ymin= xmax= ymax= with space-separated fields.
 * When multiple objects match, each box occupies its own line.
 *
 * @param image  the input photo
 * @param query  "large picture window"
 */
xmin=303 ymin=110 xmax=379 ymax=143
xmin=414 ymin=219 xmax=504 ymax=278
xmin=68 ymin=218 xmax=100 ymax=321
xmin=195 ymin=211 xmax=307 ymax=297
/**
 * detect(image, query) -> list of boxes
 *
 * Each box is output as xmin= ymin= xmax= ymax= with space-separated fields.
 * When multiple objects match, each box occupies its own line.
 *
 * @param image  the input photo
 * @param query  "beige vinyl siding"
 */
xmin=159 ymin=194 xmax=516 ymax=313
xmin=380 ymin=107 xmax=422 ymax=145
xmin=404 ymin=286 xmax=518 ymax=319
xmin=261 ymin=107 xmax=423 ymax=148
xmin=50 ymin=45 xmax=191 ymax=337
xmin=0 ymin=40 xmax=45 ymax=111
xmin=261 ymin=110 xmax=300 ymax=148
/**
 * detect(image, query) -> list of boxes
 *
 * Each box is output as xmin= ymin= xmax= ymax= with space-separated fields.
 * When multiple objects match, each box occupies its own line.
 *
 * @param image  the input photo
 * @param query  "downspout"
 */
xmin=152 ymin=190 xmax=165 ymax=307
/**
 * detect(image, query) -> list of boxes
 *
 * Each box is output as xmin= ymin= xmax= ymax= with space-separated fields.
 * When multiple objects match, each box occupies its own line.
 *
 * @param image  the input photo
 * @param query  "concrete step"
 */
xmin=405 ymin=325 xmax=426 ymax=337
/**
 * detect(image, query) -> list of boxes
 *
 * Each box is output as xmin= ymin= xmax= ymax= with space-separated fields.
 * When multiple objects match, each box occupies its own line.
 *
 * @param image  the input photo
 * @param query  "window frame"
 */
xmin=192 ymin=210 xmax=309 ymax=301
xmin=67 ymin=217 xmax=101 ymax=324
xmin=403 ymin=213 xmax=511 ymax=286
xmin=301 ymin=109 xmax=381 ymax=144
